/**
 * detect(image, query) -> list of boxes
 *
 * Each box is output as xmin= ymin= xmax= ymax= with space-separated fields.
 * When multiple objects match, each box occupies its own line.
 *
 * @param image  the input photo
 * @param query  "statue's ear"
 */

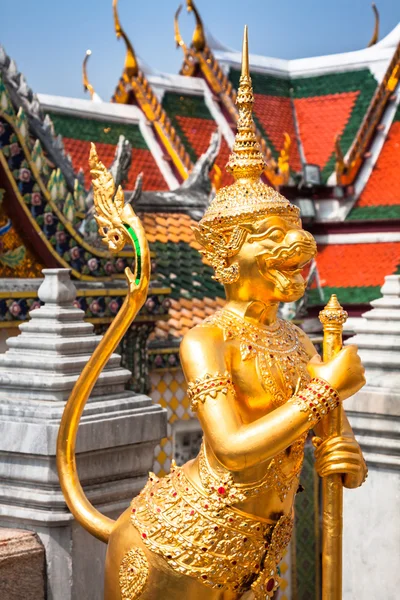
xmin=191 ymin=225 xmax=204 ymax=247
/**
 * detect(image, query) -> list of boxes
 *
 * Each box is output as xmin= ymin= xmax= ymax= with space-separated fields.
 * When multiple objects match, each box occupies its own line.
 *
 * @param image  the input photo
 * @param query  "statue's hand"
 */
xmin=313 ymin=434 xmax=368 ymax=488
xmin=307 ymin=345 xmax=366 ymax=401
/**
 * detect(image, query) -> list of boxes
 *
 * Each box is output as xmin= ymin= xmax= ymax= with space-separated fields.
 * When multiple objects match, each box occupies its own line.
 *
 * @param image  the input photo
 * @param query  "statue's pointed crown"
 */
xmin=199 ymin=26 xmax=300 ymax=231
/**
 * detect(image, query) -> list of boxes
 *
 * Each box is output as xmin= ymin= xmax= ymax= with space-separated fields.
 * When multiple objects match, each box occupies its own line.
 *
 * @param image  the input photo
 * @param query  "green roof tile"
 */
xmin=308 ymin=286 xmax=381 ymax=306
xmin=47 ymin=112 xmax=148 ymax=148
xmin=150 ymin=240 xmax=224 ymax=301
xmin=346 ymin=205 xmax=400 ymax=220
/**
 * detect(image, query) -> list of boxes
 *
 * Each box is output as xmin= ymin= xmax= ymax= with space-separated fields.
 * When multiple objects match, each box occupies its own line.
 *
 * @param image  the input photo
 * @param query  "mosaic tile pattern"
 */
xmin=150 ymin=368 xmax=195 ymax=477
xmin=162 ymin=92 xmax=233 ymax=187
xmin=294 ymin=439 xmax=320 ymax=600
xmin=229 ymin=68 xmax=377 ymax=181
xmin=348 ymin=105 xmax=400 ymax=219
xmin=47 ymin=112 xmax=168 ymax=191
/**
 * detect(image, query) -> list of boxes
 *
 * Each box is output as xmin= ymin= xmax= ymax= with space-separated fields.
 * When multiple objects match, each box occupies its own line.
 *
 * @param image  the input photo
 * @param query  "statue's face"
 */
xmin=234 ymin=216 xmax=317 ymax=303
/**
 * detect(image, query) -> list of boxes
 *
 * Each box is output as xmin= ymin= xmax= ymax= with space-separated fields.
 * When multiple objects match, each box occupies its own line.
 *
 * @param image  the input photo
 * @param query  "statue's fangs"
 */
xmin=57 ymin=26 xmax=367 ymax=600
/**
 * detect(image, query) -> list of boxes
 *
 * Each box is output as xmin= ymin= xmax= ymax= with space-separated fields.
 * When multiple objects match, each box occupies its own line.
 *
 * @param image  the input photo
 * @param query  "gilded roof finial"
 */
xmin=186 ymin=0 xmax=206 ymax=51
xmin=367 ymin=3 xmax=380 ymax=47
xmin=226 ymin=26 xmax=266 ymax=182
xmin=174 ymin=5 xmax=187 ymax=50
xmin=83 ymin=50 xmax=96 ymax=100
xmin=113 ymin=0 xmax=139 ymax=78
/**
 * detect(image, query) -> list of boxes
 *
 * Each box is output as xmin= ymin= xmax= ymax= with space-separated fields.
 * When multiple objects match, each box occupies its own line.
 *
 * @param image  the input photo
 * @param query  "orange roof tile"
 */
xmin=176 ymin=116 xmax=233 ymax=188
xmin=294 ymin=92 xmax=359 ymax=167
xmin=176 ymin=116 xmax=216 ymax=158
xmin=356 ymin=120 xmax=400 ymax=207
xmin=141 ymin=212 xmax=201 ymax=250
xmin=62 ymin=138 xmax=168 ymax=191
xmin=254 ymin=94 xmax=301 ymax=172
xmin=315 ymin=242 xmax=400 ymax=288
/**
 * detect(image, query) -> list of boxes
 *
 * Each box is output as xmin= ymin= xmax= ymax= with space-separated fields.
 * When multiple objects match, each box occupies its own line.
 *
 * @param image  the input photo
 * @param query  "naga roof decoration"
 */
xmin=111 ymin=0 xmax=194 ymax=181
xmin=82 ymin=50 xmax=102 ymax=103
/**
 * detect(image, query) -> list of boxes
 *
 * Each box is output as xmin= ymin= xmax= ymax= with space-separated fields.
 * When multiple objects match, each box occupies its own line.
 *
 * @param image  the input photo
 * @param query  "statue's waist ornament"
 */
xmin=130 ymin=460 xmax=293 ymax=599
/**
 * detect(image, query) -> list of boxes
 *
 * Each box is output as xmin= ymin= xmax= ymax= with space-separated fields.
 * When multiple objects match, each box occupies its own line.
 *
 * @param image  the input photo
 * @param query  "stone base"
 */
xmin=0 ymin=528 xmax=45 ymax=600
xmin=0 ymin=270 xmax=167 ymax=599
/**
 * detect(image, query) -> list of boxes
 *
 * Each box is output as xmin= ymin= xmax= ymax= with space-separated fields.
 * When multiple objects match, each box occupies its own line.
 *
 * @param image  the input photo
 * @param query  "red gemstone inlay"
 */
xmin=217 ymin=486 xmax=226 ymax=495
xmin=204 ymin=504 xmax=209 ymax=509
xmin=172 ymin=492 xmax=177 ymax=497
xmin=266 ymin=578 xmax=275 ymax=592
xmin=190 ymin=510 xmax=195 ymax=515
xmin=202 ymin=575 xmax=208 ymax=580
xmin=142 ymin=533 xmax=147 ymax=539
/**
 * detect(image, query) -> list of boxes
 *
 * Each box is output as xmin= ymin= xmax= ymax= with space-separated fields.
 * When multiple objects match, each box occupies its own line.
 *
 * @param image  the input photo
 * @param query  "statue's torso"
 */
xmin=184 ymin=309 xmax=311 ymax=521
xmin=128 ymin=311 xmax=312 ymax=596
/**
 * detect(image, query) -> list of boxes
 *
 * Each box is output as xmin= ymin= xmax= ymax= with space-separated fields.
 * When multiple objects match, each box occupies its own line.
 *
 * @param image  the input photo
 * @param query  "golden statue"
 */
xmin=57 ymin=27 xmax=367 ymax=600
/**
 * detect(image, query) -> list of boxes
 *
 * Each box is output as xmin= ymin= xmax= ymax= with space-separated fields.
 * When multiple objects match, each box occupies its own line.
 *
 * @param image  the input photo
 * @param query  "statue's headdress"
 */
xmin=194 ymin=27 xmax=300 ymax=283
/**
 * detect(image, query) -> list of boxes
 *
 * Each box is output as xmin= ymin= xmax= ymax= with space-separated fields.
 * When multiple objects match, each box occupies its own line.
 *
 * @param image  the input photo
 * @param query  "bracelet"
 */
xmin=290 ymin=378 xmax=340 ymax=424
xmin=187 ymin=371 xmax=235 ymax=412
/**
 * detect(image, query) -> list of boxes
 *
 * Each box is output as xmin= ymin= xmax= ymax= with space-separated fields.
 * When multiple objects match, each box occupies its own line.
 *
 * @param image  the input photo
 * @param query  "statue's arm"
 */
xmin=181 ymin=326 xmax=340 ymax=472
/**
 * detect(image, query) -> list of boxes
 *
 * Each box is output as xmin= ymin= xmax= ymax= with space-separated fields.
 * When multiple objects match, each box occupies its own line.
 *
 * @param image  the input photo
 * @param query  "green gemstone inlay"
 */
xmin=124 ymin=224 xmax=142 ymax=285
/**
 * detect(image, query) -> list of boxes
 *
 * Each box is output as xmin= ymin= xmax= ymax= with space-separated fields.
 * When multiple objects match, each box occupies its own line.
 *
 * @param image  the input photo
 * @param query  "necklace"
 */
xmin=201 ymin=309 xmax=310 ymax=407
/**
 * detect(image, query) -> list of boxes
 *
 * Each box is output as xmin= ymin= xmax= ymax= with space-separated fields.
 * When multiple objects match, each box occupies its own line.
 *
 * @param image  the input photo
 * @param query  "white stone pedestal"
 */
xmin=0 ymin=269 xmax=167 ymax=599
xmin=343 ymin=275 xmax=400 ymax=600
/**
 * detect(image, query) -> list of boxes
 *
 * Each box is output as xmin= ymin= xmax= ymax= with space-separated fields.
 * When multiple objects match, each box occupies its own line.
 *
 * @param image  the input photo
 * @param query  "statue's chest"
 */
xmin=226 ymin=315 xmax=311 ymax=417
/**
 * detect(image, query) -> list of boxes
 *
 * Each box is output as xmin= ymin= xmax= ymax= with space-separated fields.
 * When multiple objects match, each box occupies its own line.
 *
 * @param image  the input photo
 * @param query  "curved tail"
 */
xmin=56 ymin=144 xmax=151 ymax=543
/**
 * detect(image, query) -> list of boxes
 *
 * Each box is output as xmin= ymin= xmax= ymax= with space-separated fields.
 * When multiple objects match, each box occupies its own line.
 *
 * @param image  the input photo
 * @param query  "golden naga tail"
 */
xmin=56 ymin=143 xmax=151 ymax=543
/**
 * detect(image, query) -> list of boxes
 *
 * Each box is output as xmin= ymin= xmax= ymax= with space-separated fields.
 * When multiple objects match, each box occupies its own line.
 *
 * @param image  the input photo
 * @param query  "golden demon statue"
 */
xmin=57 ymin=28 xmax=367 ymax=600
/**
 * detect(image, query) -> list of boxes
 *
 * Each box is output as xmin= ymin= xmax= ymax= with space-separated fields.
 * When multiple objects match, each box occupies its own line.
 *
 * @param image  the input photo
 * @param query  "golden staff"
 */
xmin=318 ymin=294 xmax=348 ymax=600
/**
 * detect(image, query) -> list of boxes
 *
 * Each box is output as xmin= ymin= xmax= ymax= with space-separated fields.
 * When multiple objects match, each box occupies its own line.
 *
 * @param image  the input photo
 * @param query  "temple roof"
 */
xmin=1 ymin=9 xmax=400 ymax=341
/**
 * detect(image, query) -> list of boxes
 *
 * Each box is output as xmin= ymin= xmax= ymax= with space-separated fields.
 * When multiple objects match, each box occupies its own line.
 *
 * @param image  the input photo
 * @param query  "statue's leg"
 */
xmin=104 ymin=507 xmax=241 ymax=600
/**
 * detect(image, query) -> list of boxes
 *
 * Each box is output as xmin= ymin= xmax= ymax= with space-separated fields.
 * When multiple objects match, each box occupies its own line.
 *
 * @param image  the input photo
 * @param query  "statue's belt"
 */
xmin=130 ymin=465 xmax=292 ymax=596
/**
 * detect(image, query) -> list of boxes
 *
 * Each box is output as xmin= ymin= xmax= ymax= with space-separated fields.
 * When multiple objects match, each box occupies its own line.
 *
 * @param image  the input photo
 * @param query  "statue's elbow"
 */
xmin=212 ymin=438 xmax=249 ymax=472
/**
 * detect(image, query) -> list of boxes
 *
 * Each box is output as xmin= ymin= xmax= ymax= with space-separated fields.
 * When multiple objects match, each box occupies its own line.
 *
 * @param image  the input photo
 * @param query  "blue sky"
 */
xmin=2 ymin=0 xmax=400 ymax=101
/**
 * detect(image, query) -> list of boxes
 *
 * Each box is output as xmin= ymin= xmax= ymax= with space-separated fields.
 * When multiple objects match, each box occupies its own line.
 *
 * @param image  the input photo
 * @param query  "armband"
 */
xmin=187 ymin=371 xmax=235 ymax=412
xmin=289 ymin=377 xmax=339 ymax=424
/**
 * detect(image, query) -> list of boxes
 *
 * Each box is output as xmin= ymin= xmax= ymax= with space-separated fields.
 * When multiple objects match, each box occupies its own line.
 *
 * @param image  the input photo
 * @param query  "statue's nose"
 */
xmin=284 ymin=229 xmax=315 ymax=246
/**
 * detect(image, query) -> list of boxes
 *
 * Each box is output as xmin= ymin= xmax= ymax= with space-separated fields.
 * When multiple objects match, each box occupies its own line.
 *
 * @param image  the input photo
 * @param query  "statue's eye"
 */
xmin=114 ymin=234 xmax=120 ymax=241
xmin=269 ymin=229 xmax=285 ymax=242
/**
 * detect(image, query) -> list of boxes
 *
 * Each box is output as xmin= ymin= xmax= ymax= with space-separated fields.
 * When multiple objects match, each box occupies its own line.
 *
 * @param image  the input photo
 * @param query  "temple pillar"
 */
xmin=0 ymin=268 xmax=167 ymax=599
xmin=343 ymin=275 xmax=400 ymax=600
